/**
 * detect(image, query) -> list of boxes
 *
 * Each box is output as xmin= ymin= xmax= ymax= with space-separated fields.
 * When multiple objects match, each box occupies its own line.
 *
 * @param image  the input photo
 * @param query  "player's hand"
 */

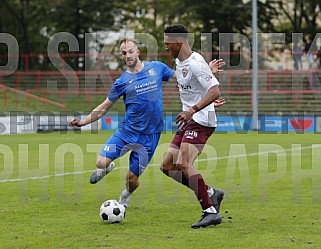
xmin=176 ymin=111 xmax=193 ymax=128
xmin=209 ymin=59 xmax=225 ymax=74
xmin=214 ymin=98 xmax=225 ymax=107
xmin=68 ymin=117 xmax=83 ymax=127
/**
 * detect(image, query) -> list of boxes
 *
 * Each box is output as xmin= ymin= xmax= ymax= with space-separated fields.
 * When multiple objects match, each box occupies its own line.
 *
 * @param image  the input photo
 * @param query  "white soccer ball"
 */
xmin=99 ymin=199 xmax=126 ymax=224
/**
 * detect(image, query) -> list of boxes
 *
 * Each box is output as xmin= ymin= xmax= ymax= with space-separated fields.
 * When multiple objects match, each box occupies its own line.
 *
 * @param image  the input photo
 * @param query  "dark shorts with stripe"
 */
xmin=170 ymin=119 xmax=215 ymax=152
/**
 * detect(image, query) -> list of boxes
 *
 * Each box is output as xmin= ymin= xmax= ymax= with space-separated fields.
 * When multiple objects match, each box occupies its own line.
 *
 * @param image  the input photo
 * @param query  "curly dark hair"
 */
xmin=164 ymin=24 xmax=188 ymax=39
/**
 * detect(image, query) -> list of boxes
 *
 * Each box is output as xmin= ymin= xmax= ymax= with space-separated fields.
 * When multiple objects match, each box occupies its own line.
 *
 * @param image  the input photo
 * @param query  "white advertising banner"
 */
xmin=0 ymin=114 xmax=98 ymax=135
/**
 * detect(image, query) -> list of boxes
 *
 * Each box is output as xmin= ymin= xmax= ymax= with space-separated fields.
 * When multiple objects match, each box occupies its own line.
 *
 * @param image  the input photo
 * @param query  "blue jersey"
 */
xmin=108 ymin=61 xmax=175 ymax=134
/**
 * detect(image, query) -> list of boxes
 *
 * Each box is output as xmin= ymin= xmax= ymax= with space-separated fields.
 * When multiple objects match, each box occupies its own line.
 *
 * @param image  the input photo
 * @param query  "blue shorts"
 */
xmin=99 ymin=129 xmax=161 ymax=176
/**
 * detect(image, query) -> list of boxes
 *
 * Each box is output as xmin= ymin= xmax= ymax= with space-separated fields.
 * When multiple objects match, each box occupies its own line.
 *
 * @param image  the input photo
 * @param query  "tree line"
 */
xmin=1 ymin=0 xmax=321 ymax=70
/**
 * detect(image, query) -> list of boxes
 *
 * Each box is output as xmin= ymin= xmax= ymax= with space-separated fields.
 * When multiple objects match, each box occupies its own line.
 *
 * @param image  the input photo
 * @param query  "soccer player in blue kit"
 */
xmin=69 ymin=38 xmax=174 ymax=207
xmin=69 ymin=37 xmax=225 ymax=213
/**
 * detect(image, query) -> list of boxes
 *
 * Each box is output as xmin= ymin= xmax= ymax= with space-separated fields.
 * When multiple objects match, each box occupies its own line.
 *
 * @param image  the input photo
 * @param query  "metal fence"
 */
xmin=1 ymin=52 xmax=321 ymax=114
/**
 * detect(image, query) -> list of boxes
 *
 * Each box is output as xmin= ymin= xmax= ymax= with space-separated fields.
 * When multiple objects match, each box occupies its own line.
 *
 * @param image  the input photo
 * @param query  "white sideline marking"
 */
xmin=1 ymin=144 xmax=320 ymax=183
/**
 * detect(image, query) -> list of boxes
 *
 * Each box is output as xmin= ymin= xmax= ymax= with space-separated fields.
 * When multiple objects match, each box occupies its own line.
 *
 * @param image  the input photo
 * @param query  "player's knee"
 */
xmin=96 ymin=157 xmax=107 ymax=169
xmin=160 ymin=163 xmax=169 ymax=175
xmin=161 ymin=154 xmax=174 ymax=171
xmin=179 ymin=163 xmax=190 ymax=174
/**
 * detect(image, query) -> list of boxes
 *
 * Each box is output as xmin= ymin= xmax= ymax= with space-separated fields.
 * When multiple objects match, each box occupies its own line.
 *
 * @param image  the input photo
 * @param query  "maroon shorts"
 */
xmin=170 ymin=120 xmax=215 ymax=152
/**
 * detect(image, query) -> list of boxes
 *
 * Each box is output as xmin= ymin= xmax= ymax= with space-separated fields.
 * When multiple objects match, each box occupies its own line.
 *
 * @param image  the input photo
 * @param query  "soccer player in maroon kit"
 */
xmin=162 ymin=24 xmax=224 ymax=228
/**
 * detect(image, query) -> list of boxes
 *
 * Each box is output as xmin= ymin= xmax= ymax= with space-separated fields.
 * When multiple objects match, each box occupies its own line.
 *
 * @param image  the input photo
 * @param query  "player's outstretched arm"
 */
xmin=69 ymin=98 xmax=114 ymax=127
xmin=209 ymin=59 xmax=225 ymax=74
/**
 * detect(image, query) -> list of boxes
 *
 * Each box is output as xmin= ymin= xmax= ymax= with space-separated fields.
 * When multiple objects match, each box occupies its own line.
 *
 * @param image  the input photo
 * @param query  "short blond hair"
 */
xmin=118 ymin=38 xmax=139 ymax=48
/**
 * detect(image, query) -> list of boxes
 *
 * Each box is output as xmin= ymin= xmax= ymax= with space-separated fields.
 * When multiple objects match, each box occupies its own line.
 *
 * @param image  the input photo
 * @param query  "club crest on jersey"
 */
xmin=182 ymin=68 xmax=188 ymax=77
xmin=149 ymin=69 xmax=156 ymax=75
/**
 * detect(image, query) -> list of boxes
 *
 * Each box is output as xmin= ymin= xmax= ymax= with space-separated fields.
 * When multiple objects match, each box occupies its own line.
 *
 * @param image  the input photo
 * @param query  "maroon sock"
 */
xmin=188 ymin=174 xmax=212 ymax=210
xmin=162 ymin=170 xmax=211 ymax=205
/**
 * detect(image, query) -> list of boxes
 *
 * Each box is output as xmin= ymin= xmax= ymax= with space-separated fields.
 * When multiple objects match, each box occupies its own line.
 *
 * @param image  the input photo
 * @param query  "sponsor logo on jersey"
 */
xmin=179 ymin=84 xmax=191 ymax=90
xmin=182 ymin=68 xmax=188 ymax=77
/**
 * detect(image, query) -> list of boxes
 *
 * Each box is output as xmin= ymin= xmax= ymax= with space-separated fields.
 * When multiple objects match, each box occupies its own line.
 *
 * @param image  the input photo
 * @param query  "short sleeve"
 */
xmin=108 ymin=78 xmax=125 ymax=102
xmin=192 ymin=60 xmax=220 ymax=91
xmin=157 ymin=62 xmax=175 ymax=81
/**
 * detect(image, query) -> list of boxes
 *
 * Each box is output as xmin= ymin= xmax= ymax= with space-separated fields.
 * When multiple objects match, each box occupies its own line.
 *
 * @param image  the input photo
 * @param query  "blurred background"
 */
xmin=1 ymin=0 xmax=321 ymax=117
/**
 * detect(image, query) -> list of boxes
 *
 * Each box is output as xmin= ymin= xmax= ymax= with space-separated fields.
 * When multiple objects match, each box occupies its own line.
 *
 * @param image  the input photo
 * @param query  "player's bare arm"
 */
xmin=176 ymin=85 xmax=221 ymax=126
xmin=69 ymin=98 xmax=115 ymax=127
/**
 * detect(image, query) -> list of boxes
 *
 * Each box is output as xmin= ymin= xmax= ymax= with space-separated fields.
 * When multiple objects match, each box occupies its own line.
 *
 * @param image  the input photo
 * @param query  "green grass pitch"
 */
xmin=1 ymin=131 xmax=321 ymax=248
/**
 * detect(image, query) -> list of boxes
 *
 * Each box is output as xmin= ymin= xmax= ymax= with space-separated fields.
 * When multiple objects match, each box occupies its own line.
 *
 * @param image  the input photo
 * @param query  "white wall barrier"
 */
xmin=1 ymin=113 xmax=319 ymax=135
xmin=0 ymin=113 xmax=98 ymax=135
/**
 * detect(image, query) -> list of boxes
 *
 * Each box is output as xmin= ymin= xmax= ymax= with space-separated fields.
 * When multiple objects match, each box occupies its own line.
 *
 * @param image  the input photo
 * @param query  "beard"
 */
xmin=126 ymin=57 xmax=138 ymax=68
